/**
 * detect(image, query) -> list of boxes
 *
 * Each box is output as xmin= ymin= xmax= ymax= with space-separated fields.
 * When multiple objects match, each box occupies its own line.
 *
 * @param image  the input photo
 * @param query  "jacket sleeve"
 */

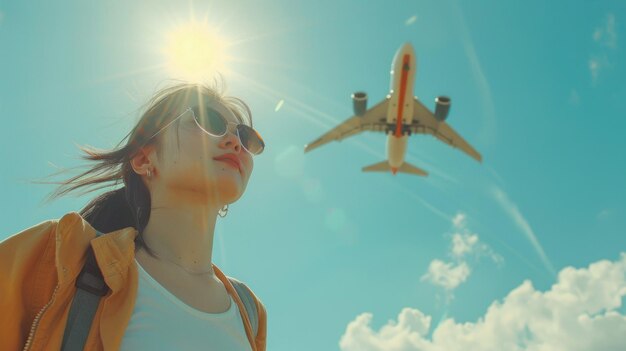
xmin=0 ymin=220 xmax=58 ymax=350
xmin=255 ymin=297 xmax=267 ymax=351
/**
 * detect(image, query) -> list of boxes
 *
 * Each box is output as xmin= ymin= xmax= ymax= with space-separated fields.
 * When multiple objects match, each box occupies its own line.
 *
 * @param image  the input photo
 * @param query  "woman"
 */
xmin=0 ymin=81 xmax=267 ymax=350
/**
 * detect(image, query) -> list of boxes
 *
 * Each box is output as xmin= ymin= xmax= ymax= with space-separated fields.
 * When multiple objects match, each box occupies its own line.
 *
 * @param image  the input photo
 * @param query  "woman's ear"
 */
xmin=130 ymin=144 xmax=158 ymax=175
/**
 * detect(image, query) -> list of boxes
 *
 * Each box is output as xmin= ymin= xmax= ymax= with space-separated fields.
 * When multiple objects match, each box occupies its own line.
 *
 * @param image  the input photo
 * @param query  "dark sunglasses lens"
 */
xmin=192 ymin=106 xmax=227 ymax=135
xmin=237 ymin=125 xmax=265 ymax=155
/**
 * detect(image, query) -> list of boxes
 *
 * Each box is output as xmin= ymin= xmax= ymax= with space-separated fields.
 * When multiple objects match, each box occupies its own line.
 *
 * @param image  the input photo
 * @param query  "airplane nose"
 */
xmin=401 ymin=42 xmax=415 ymax=54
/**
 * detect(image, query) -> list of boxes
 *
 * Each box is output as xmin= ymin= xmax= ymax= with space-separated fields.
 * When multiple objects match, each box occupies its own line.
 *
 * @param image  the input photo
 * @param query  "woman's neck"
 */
xmin=139 ymin=203 xmax=219 ymax=275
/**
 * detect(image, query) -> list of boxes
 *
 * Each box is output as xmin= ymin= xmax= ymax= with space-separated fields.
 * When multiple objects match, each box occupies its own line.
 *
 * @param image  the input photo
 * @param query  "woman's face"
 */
xmin=139 ymin=95 xmax=254 ymax=207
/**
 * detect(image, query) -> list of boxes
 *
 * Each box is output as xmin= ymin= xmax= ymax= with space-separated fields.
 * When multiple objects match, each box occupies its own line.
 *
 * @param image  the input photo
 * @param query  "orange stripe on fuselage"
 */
xmin=394 ymin=54 xmax=411 ymax=138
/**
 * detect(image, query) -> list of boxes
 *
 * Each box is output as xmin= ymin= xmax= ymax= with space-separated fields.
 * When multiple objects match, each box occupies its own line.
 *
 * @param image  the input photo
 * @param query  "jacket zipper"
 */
xmin=22 ymin=284 xmax=60 ymax=351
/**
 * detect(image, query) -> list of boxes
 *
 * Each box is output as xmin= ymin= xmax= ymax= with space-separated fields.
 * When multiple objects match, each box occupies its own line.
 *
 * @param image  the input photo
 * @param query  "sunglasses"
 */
xmin=148 ymin=106 xmax=265 ymax=155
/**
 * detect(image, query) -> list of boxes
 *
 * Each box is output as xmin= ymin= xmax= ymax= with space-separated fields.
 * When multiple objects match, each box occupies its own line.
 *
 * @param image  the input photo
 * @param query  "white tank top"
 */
xmin=119 ymin=259 xmax=251 ymax=350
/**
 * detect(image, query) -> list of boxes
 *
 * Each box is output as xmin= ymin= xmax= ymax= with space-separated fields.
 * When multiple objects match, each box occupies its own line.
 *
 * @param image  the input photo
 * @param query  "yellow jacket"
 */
xmin=0 ymin=212 xmax=267 ymax=351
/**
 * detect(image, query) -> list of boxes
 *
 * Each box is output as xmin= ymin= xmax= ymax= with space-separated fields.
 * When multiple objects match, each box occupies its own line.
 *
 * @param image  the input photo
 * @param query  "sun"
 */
xmin=163 ymin=20 xmax=229 ymax=82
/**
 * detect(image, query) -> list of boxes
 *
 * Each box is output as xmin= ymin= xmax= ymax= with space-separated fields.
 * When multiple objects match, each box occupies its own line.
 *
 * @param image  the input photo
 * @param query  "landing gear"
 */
xmin=385 ymin=124 xmax=412 ymax=136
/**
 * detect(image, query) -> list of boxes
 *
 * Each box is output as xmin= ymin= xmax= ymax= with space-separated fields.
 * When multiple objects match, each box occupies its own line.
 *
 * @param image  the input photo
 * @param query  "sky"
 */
xmin=1 ymin=1 xmax=625 ymax=350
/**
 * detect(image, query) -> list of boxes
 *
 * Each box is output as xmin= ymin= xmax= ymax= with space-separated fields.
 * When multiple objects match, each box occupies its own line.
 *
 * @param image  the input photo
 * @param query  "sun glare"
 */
xmin=163 ymin=20 xmax=228 ymax=82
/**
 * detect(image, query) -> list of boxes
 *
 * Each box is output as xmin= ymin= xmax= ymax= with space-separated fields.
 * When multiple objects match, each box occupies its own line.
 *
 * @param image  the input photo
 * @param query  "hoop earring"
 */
xmin=218 ymin=204 xmax=229 ymax=218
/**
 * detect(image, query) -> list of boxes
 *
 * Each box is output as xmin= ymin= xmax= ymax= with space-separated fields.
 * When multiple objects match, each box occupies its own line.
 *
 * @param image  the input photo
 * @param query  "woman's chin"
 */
xmin=215 ymin=175 xmax=245 ymax=203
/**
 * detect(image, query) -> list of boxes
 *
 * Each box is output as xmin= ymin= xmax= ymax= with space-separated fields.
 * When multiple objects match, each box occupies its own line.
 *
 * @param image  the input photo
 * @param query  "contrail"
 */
xmin=452 ymin=1 xmax=497 ymax=147
xmin=491 ymin=186 xmax=556 ymax=276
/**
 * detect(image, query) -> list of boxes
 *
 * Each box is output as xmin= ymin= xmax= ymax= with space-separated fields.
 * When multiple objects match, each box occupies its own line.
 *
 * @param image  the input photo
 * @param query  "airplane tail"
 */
xmin=361 ymin=161 xmax=428 ymax=176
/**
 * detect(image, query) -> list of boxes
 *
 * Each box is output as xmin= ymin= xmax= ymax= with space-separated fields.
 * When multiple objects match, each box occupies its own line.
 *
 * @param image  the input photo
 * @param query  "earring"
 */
xmin=146 ymin=169 xmax=152 ymax=178
xmin=218 ymin=204 xmax=229 ymax=218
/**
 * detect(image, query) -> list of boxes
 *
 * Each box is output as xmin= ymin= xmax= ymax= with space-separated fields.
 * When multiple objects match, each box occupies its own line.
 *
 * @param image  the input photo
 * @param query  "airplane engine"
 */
xmin=352 ymin=91 xmax=367 ymax=116
xmin=434 ymin=96 xmax=451 ymax=122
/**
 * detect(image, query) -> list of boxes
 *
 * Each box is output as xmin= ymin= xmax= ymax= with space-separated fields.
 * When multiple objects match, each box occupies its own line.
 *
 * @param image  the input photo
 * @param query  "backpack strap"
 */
xmin=227 ymin=277 xmax=259 ymax=337
xmin=61 ymin=230 xmax=109 ymax=351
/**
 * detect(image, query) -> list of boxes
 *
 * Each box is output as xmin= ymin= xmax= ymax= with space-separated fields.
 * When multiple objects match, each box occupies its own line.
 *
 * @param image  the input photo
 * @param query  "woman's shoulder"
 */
xmin=0 ymin=211 xmax=92 ymax=267
xmin=1 ymin=211 xmax=85 ymax=244
xmin=0 ymin=217 xmax=59 ymax=250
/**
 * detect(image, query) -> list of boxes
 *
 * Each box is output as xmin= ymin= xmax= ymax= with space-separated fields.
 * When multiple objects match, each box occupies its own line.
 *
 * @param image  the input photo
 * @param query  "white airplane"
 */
xmin=304 ymin=42 xmax=482 ymax=176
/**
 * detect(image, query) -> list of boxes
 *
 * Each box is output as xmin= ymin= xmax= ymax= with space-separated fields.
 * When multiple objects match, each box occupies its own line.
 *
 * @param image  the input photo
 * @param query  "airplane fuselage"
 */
xmin=386 ymin=43 xmax=416 ymax=172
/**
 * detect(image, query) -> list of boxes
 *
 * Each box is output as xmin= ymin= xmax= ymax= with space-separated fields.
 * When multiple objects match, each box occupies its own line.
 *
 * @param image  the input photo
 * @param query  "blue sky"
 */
xmin=1 ymin=1 xmax=625 ymax=350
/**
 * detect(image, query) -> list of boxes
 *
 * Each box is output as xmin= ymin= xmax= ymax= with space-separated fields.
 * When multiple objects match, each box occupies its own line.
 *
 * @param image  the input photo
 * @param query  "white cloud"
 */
xmin=589 ymin=58 xmax=600 ymax=82
xmin=452 ymin=213 xmax=466 ymax=229
xmin=589 ymin=14 xmax=618 ymax=84
xmin=589 ymin=55 xmax=610 ymax=85
xmin=340 ymin=309 xmax=432 ymax=351
xmin=341 ymin=254 xmax=626 ymax=351
xmin=593 ymin=14 xmax=617 ymax=49
xmin=422 ymin=260 xmax=470 ymax=291
xmin=405 ymin=15 xmax=418 ymax=26
xmin=422 ymin=212 xmax=502 ymax=294
xmin=451 ymin=232 xmax=478 ymax=258
xmin=451 ymin=231 xmax=502 ymax=266
xmin=491 ymin=186 xmax=555 ymax=275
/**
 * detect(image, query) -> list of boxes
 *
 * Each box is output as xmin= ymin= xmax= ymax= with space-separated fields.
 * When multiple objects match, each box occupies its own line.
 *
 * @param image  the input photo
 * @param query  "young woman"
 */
xmin=0 ymin=82 xmax=267 ymax=350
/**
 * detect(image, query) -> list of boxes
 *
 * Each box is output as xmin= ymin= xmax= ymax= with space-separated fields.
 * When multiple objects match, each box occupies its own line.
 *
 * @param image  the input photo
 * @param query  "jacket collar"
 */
xmin=56 ymin=211 xmax=138 ymax=293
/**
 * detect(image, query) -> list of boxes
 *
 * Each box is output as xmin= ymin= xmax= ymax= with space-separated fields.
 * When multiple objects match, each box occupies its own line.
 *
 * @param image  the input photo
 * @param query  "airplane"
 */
xmin=303 ymin=42 xmax=482 ymax=176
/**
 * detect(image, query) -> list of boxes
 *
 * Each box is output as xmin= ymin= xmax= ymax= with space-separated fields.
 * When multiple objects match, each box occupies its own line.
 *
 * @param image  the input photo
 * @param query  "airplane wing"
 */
xmin=304 ymin=98 xmax=389 ymax=153
xmin=409 ymin=98 xmax=482 ymax=162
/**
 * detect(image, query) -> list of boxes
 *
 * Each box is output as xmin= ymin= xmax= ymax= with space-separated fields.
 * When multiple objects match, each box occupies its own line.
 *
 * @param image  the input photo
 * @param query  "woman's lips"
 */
xmin=216 ymin=158 xmax=240 ymax=171
xmin=213 ymin=154 xmax=242 ymax=174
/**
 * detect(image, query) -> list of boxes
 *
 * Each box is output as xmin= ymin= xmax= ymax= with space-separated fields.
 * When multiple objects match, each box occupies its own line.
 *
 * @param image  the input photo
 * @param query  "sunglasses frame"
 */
xmin=146 ymin=106 xmax=264 ymax=155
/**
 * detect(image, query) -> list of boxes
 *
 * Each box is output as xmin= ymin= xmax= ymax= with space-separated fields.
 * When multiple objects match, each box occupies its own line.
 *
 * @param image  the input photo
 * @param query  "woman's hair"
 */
xmin=32 ymin=78 xmax=253 ymax=257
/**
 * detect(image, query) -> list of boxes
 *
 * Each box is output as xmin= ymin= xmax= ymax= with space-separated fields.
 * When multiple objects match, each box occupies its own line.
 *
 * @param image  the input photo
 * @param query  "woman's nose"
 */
xmin=220 ymin=124 xmax=242 ymax=152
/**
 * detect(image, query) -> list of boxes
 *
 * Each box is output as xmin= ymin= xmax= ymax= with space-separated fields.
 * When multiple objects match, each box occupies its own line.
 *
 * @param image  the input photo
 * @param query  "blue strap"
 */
xmin=228 ymin=277 xmax=259 ymax=337
xmin=61 ymin=230 xmax=109 ymax=351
